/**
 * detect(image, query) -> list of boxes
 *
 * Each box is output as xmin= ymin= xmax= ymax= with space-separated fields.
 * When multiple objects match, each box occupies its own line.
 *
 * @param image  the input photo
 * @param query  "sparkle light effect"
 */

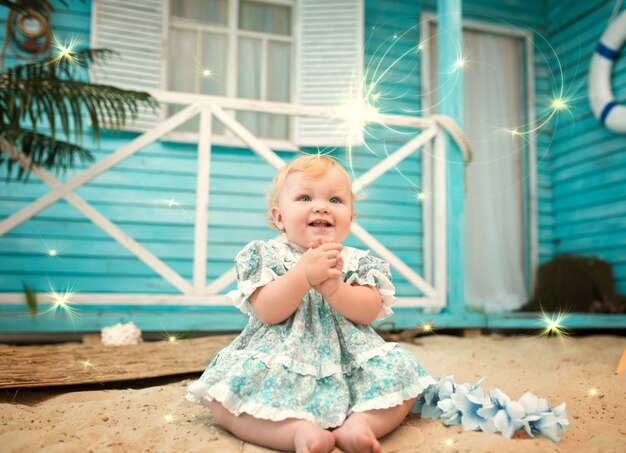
xmin=444 ymin=438 xmax=454 ymax=446
xmin=164 ymin=414 xmax=174 ymax=423
xmin=37 ymin=282 xmax=80 ymax=320
xmin=40 ymin=239 xmax=65 ymax=259
xmin=421 ymin=321 xmax=435 ymax=334
xmin=337 ymin=91 xmax=380 ymax=146
xmin=79 ymin=359 xmax=94 ymax=371
xmin=531 ymin=309 xmax=571 ymax=343
xmin=346 ymin=14 xmax=576 ymax=201
xmin=453 ymin=56 xmax=467 ymax=70
xmin=588 ymin=388 xmax=598 ymax=397
xmin=550 ymin=97 xmax=568 ymax=111
xmin=158 ymin=324 xmax=184 ymax=344
xmin=152 ymin=198 xmax=193 ymax=221
xmin=51 ymin=34 xmax=84 ymax=66
xmin=333 ymin=24 xmax=452 ymax=197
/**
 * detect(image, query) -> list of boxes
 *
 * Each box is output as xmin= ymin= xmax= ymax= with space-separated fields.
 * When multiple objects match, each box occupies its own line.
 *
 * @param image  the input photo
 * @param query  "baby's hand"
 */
xmin=298 ymin=239 xmax=342 ymax=286
xmin=309 ymin=238 xmax=344 ymax=297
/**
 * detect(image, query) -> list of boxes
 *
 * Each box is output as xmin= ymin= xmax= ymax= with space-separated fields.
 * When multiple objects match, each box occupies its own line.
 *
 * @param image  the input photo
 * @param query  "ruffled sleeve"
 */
xmin=225 ymin=240 xmax=285 ymax=315
xmin=344 ymin=251 xmax=396 ymax=320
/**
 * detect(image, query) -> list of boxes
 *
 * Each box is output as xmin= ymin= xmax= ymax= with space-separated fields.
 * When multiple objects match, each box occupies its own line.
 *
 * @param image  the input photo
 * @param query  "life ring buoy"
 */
xmin=589 ymin=10 xmax=626 ymax=134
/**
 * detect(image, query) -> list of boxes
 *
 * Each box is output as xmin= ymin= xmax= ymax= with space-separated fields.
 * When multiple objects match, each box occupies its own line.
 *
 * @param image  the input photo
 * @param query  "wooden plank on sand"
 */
xmin=0 ymin=335 xmax=235 ymax=389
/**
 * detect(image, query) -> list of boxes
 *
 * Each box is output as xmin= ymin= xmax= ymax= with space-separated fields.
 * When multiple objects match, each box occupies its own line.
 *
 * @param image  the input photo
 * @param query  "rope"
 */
xmin=431 ymin=114 xmax=473 ymax=164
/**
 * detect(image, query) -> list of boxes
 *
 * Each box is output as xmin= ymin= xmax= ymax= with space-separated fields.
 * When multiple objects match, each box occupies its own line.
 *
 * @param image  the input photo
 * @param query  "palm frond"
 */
xmin=0 ymin=48 xmax=158 ymax=142
xmin=22 ymin=282 xmax=37 ymax=315
xmin=0 ymin=128 xmax=94 ymax=181
xmin=0 ymin=45 xmax=158 ymax=179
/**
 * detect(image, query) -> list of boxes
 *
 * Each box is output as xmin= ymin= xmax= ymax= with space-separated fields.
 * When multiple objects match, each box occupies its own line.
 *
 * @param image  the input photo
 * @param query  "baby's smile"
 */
xmin=308 ymin=219 xmax=333 ymax=228
xmin=272 ymin=166 xmax=353 ymax=249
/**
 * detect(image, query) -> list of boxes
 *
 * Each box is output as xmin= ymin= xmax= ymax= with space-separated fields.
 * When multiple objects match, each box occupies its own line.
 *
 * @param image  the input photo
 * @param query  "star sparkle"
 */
xmin=51 ymin=34 xmax=84 ymax=66
xmin=529 ymin=309 xmax=572 ymax=344
xmin=37 ymin=282 xmax=80 ymax=320
xmin=79 ymin=359 xmax=94 ymax=371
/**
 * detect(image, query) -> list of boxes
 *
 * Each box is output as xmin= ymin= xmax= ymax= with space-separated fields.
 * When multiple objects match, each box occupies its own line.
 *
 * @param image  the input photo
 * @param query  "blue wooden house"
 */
xmin=1 ymin=0 xmax=625 ymax=335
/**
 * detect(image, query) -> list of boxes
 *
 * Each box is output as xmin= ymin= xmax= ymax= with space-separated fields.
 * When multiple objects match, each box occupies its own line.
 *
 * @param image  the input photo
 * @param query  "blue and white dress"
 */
xmin=187 ymin=237 xmax=569 ymax=441
xmin=186 ymin=237 xmax=436 ymax=428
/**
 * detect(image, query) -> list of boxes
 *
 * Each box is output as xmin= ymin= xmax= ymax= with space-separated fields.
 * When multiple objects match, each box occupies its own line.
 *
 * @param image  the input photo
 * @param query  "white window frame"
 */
xmin=91 ymin=0 xmax=363 ymax=150
xmin=165 ymin=0 xmax=297 ymax=149
xmin=419 ymin=13 xmax=538 ymax=294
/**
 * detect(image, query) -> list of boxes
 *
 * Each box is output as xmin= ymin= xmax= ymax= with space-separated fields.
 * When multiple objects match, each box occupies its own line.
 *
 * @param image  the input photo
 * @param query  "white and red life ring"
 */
xmin=588 ymin=10 xmax=626 ymax=134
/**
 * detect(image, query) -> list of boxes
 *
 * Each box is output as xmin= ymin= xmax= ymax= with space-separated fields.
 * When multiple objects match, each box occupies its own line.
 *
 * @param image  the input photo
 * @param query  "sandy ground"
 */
xmin=1 ymin=333 xmax=625 ymax=453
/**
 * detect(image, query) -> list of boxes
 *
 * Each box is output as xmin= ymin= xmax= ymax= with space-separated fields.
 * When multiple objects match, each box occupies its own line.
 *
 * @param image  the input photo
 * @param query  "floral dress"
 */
xmin=186 ymin=236 xmax=436 ymax=428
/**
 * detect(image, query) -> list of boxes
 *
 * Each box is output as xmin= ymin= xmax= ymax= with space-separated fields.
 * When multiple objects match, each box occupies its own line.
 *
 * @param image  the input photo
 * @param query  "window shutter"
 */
xmin=294 ymin=0 xmax=364 ymax=147
xmin=91 ymin=0 xmax=166 ymax=130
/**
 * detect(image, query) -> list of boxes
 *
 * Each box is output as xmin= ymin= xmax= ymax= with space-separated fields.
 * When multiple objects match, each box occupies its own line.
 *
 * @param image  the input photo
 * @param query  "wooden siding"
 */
xmin=418 ymin=0 xmax=554 ymax=265
xmin=546 ymin=0 xmax=626 ymax=293
xmin=2 ymin=1 xmax=626 ymax=331
xmin=1 ymin=0 xmax=549 ymax=304
xmin=0 ymin=0 xmax=427 ymax=303
xmin=0 ymin=136 xmax=424 ymax=297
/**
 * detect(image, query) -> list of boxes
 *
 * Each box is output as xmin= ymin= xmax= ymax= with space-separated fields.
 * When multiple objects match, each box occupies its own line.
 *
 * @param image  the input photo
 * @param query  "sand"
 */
xmin=1 ymin=334 xmax=625 ymax=452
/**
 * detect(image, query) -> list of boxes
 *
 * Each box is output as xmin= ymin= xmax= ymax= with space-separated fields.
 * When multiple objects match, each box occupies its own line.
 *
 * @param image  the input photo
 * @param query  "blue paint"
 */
xmin=1 ymin=305 xmax=625 ymax=332
xmin=599 ymin=101 xmax=618 ymax=125
xmin=547 ymin=0 xmax=626 ymax=296
xmin=596 ymin=42 xmax=620 ymax=61
xmin=437 ymin=0 xmax=465 ymax=314
xmin=2 ymin=0 xmax=625 ymax=332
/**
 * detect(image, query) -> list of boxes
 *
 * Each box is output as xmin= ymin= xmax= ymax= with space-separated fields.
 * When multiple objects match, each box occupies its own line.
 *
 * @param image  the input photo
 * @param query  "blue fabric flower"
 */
xmin=519 ymin=391 xmax=569 ymax=442
xmin=451 ymin=378 xmax=489 ymax=431
xmin=415 ymin=375 xmax=456 ymax=420
xmin=476 ymin=388 xmax=525 ymax=438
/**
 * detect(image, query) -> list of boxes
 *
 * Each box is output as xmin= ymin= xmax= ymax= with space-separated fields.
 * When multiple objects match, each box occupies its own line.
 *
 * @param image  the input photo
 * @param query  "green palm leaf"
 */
xmin=0 ymin=47 xmax=159 ymax=180
xmin=0 ymin=129 xmax=94 ymax=181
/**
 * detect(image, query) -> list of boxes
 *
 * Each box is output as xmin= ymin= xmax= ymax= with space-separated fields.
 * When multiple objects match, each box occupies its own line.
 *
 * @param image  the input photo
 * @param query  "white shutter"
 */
xmin=294 ymin=0 xmax=364 ymax=147
xmin=90 ymin=0 xmax=166 ymax=130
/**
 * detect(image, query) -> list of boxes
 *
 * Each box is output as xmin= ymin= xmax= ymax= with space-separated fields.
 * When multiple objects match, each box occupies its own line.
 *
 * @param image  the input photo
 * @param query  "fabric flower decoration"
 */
xmin=477 ymin=388 xmax=525 ymax=438
xmin=519 ymin=392 xmax=569 ymax=442
xmin=451 ymin=378 xmax=489 ymax=431
xmin=415 ymin=376 xmax=569 ymax=443
xmin=415 ymin=375 xmax=456 ymax=420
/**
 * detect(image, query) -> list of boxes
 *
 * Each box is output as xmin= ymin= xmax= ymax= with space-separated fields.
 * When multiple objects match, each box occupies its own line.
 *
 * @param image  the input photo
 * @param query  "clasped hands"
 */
xmin=297 ymin=237 xmax=344 ymax=298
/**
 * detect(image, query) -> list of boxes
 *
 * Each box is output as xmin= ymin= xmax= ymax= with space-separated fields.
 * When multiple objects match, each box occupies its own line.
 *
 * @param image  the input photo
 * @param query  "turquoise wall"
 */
xmin=366 ymin=0 xmax=554 ymax=267
xmin=546 ymin=0 xmax=626 ymax=293
xmin=4 ymin=0 xmax=624 ymax=322
xmin=0 ymin=0 xmax=422 ymax=301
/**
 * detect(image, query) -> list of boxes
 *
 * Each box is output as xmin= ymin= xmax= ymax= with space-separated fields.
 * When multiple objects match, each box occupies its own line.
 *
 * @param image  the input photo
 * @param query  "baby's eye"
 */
xmin=298 ymin=195 xmax=311 ymax=202
xmin=330 ymin=197 xmax=341 ymax=204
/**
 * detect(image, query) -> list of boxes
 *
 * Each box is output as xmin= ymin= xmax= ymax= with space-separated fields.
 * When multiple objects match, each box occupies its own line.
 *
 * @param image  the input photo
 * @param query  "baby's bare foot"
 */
xmin=333 ymin=421 xmax=381 ymax=453
xmin=294 ymin=423 xmax=335 ymax=453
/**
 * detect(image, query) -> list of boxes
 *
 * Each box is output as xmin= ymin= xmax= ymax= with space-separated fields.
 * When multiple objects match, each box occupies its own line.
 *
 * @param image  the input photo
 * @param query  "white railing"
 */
xmin=0 ymin=89 xmax=447 ymax=309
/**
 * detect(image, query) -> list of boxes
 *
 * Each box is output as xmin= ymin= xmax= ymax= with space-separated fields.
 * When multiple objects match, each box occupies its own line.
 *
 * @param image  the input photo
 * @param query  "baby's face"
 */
xmin=272 ymin=167 xmax=352 ymax=250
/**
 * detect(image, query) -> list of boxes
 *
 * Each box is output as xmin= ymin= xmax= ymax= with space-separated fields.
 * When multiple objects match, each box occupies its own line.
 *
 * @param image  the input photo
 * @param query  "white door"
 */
xmin=424 ymin=21 xmax=529 ymax=312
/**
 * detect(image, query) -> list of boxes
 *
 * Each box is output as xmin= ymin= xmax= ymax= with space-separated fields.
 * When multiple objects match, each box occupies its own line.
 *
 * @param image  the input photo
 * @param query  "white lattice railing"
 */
xmin=0 ymin=89 xmax=447 ymax=309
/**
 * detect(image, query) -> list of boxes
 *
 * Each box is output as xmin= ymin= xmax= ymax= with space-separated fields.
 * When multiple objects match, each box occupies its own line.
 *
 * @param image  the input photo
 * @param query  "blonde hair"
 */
xmin=266 ymin=155 xmax=359 ymax=230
